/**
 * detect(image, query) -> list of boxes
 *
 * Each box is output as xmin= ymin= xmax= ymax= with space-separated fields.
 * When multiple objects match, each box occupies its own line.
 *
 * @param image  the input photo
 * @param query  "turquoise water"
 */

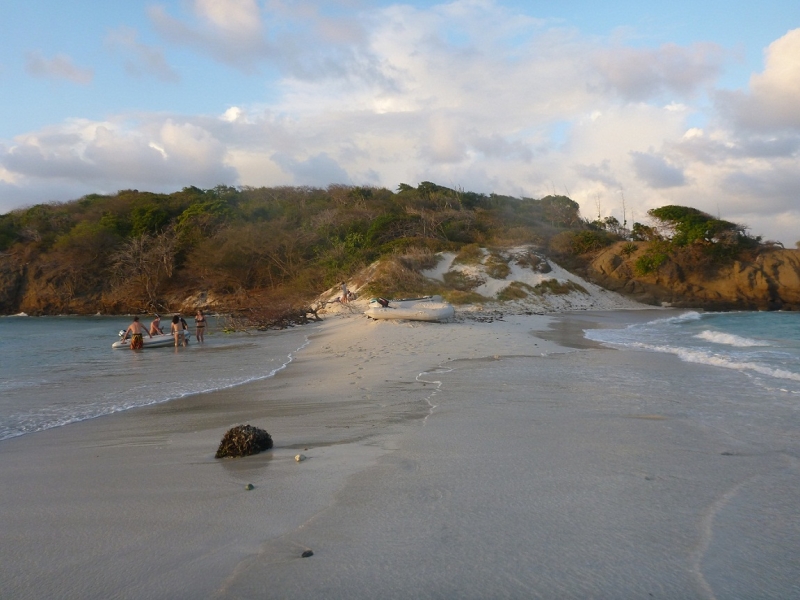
xmin=0 ymin=316 xmax=311 ymax=440
xmin=585 ymin=311 xmax=800 ymax=395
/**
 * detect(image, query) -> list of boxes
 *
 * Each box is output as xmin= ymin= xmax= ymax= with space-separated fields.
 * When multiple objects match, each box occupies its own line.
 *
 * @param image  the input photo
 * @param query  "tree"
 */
xmin=111 ymin=229 xmax=177 ymax=309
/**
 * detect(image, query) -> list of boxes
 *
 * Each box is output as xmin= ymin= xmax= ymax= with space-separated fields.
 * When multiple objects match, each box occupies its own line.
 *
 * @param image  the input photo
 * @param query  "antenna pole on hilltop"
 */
xmin=620 ymin=188 xmax=627 ymax=229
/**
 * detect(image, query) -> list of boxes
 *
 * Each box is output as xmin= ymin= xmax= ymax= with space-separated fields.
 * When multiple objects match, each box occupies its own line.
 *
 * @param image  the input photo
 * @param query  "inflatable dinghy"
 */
xmin=365 ymin=295 xmax=454 ymax=322
xmin=112 ymin=332 xmax=187 ymax=349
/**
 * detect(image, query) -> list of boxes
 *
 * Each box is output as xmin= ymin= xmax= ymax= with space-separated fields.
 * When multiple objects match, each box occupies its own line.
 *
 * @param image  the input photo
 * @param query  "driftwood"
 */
xmin=223 ymin=299 xmax=324 ymax=331
xmin=215 ymin=424 xmax=273 ymax=458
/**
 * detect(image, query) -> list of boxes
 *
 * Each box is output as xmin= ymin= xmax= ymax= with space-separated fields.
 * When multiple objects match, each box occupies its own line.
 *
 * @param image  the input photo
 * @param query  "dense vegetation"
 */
xmin=0 ymin=183 xmax=583 ymax=315
xmin=549 ymin=204 xmax=762 ymax=276
xmin=1 ymin=180 xmax=770 ymax=317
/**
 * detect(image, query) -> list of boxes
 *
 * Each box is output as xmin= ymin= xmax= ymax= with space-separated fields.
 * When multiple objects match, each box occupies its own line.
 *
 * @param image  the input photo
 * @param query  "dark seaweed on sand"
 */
xmin=215 ymin=424 xmax=273 ymax=458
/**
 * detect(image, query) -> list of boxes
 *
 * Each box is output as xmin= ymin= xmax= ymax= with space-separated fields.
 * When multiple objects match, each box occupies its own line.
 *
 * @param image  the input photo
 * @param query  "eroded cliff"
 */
xmin=585 ymin=243 xmax=800 ymax=310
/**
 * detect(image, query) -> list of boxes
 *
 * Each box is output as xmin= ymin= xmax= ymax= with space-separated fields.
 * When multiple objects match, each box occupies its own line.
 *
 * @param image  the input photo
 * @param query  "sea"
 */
xmin=2 ymin=310 xmax=799 ymax=444
xmin=0 ymin=316 xmax=311 ymax=441
xmin=584 ymin=310 xmax=800 ymax=395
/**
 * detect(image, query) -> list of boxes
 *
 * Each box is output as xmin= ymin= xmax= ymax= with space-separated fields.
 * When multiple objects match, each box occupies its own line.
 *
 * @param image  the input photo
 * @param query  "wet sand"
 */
xmin=2 ymin=310 xmax=798 ymax=599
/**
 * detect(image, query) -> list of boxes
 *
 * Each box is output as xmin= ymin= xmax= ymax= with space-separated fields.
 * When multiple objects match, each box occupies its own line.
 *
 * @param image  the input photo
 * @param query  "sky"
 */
xmin=1 ymin=0 xmax=799 ymax=243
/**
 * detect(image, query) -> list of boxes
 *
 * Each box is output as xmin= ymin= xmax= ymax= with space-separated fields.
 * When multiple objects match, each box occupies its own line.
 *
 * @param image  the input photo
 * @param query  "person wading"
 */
xmin=171 ymin=315 xmax=187 ymax=347
xmin=122 ymin=316 xmax=151 ymax=350
xmin=195 ymin=309 xmax=206 ymax=343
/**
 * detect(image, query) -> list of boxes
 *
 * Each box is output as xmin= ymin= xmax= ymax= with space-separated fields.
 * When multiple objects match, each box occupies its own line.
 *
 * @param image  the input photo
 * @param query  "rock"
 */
xmin=245 ymin=483 xmax=255 ymax=490
xmin=301 ymin=550 xmax=314 ymax=558
xmin=295 ymin=454 xmax=307 ymax=462
xmin=215 ymin=424 xmax=273 ymax=459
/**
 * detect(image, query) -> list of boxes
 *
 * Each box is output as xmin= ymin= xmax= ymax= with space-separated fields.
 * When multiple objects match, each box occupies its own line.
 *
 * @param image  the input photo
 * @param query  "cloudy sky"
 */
xmin=1 ymin=0 xmax=799 ymax=243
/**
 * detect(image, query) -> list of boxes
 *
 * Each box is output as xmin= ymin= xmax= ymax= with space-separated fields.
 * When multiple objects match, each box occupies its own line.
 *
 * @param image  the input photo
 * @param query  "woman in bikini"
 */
xmin=171 ymin=315 xmax=187 ymax=347
xmin=195 ymin=309 xmax=207 ymax=343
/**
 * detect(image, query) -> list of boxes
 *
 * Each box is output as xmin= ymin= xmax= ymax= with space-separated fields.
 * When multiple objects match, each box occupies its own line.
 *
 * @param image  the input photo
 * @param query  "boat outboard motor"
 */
xmin=118 ymin=330 xmax=126 ymax=338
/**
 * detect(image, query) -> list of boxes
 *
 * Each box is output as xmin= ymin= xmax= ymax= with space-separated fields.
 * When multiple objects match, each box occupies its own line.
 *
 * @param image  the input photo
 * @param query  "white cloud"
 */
xmin=272 ymin=152 xmax=351 ymax=185
xmin=716 ymin=28 xmax=800 ymax=132
xmin=593 ymin=42 xmax=724 ymax=101
xmin=106 ymin=27 xmax=180 ymax=82
xmin=630 ymin=151 xmax=687 ymax=188
xmin=0 ymin=118 xmax=235 ymax=191
xmin=24 ymin=51 xmax=93 ymax=85
xmin=148 ymin=2 xmax=269 ymax=71
xmin=2 ymin=2 xmax=799 ymax=244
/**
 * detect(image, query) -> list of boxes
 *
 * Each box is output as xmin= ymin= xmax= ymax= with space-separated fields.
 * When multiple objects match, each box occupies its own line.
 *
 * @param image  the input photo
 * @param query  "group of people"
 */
xmin=122 ymin=310 xmax=207 ymax=349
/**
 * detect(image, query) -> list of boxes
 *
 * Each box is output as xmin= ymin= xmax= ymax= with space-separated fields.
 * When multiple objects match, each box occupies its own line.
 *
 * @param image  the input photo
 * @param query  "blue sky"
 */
xmin=1 ymin=0 xmax=799 ymax=242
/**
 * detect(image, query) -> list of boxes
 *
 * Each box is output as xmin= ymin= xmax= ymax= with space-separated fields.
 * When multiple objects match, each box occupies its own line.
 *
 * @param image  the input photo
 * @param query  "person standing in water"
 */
xmin=149 ymin=314 xmax=163 ymax=336
xmin=171 ymin=315 xmax=187 ymax=347
xmin=123 ymin=316 xmax=151 ymax=350
xmin=195 ymin=309 xmax=206 ymax=343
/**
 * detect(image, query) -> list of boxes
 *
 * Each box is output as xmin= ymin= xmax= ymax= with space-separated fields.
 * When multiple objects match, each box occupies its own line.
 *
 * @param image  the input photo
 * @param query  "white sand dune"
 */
xmin=322 ymin=246 xmax=646 ymax=319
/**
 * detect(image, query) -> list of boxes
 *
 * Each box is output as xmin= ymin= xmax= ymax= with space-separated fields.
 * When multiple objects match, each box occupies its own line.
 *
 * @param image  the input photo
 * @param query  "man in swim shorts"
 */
xmin=123 ymin=316 xmax=151 ymax=350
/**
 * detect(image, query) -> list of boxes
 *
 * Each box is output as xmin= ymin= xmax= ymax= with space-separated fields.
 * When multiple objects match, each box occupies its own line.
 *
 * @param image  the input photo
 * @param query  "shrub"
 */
xmin=452 ymin=243 xmax=484 ymax=265
xmin=443 ymin=269 xmax=485 ymax=291
xmin=635 ymin=252 xmax=667 ymax=275
xmin=633 ymin=240 xmax=671 ymax=275
xmin=621 ymin=242 xmax=638 ymax=257
xmin=397 ymin=247 xmax=440 ymax=272
xmin=549 ymin=230 xmax=616 ymax=256
xmin=360 ymin=257 xmax=433 ymax=298
xmin=515 ymin=251 xmax=551 ymax=273
xmin=484 ymin=252 xmax=511 ymax=279
xmin=533 ymin=279 xmax=588 ymax=296
xmin=497 ymin=281 xmax=535 ymax=301
xmin=443 ymin=290 xmax=488 ymax=305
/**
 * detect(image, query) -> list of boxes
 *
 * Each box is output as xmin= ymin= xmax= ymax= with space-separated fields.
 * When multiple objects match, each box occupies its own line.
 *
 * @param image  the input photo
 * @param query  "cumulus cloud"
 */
xmin=147 ymin=0 xmax=380 ymax=81
xmin=148 ymin=0 xmax=268 ymax=70
xmin=3 ymin=2 xmax=800 ymax=244
xmin=0 ymin=118 xmax=236 ymax=191
xmin=716 ymin=28 xmax=800 ymax=132
xmin=106 ymin=27 xmax=180 ymax=82
xmin=24 ymin=51 xmax=93 ymax=84
xmin=630 ymin=151 xmax=686 ymax=188
xmin=572 ymin=160 xmax=620 ymax=188
xmin=593 ymin=43 xmax=724 ymax=101
xmin=272 ymin=152 xmax=351 ymax=185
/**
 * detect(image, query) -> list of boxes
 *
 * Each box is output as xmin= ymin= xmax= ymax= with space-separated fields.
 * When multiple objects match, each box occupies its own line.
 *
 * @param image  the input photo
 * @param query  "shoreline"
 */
xmin=3 ymin=308 xmax=798 ymax=598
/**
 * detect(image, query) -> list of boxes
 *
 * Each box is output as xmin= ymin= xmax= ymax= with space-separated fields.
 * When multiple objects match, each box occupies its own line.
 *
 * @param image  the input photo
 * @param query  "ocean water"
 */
xmin=0 ymin=316 xmax=311 ymax=441
xmin=585 ymin=311 xmax=800 ymax=395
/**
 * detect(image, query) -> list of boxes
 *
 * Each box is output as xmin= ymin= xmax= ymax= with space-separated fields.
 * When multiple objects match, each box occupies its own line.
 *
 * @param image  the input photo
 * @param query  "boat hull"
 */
xmin=365 ymin=300 xmax=454 ymax=322
xmin=112 ymin=333 xmax=187 ymax=349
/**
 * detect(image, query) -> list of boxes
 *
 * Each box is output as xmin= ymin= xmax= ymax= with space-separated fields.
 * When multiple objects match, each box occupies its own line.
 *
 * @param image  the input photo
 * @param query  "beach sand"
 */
xmin=2 ymin=310 xmax=799 ymax=599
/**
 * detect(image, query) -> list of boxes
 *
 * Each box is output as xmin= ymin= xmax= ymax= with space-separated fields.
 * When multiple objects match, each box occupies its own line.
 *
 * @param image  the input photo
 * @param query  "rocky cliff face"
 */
xmin=585 ymin=243 xmax=800 ymax=310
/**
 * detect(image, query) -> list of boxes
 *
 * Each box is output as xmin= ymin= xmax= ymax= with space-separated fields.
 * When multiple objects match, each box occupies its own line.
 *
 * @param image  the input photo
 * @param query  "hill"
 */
xmin=1 ymin=184 xmax=796 ymax=318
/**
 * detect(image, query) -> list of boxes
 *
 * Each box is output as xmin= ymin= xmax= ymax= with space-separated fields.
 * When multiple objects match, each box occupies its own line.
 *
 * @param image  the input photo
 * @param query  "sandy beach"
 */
xmin=2 ymin=309 xmax=799 ymax=599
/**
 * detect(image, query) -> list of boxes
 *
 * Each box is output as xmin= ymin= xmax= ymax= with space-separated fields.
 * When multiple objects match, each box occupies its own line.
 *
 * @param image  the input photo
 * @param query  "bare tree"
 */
xmin=111 ymin=228 xmax=177 ymax=309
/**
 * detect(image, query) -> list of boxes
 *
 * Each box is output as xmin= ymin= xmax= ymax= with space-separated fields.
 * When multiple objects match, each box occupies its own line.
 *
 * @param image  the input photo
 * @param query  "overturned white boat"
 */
xmin=365 ymin=295 xmax=454 ymax=322
xmin=112 ymin=331 xmax=187 ymax=349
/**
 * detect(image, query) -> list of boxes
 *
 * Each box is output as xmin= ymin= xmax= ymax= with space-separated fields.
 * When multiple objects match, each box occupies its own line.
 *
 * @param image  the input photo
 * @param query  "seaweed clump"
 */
xmin=215 ymin=424 xmax=273 ymax=458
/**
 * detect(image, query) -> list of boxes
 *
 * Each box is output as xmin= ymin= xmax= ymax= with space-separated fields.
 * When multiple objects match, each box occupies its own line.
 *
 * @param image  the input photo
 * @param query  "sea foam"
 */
xmin=694 ymin=330 xmax=769 ymax=347
xmin=627 ymin=342 xmax=800 ymax=384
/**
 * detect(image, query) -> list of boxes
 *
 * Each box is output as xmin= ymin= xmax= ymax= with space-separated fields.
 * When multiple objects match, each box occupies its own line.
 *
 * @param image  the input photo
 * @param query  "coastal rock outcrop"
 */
xmin=585 ymin=243 xmax=800 ymax=310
